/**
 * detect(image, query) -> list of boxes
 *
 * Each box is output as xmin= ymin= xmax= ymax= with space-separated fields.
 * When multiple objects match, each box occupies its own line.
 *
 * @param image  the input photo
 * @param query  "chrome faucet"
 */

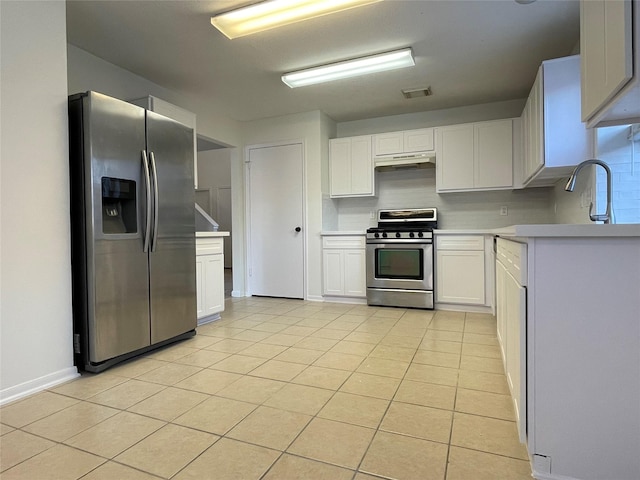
xmin=564 ymin=159 xmax=613 ymax=224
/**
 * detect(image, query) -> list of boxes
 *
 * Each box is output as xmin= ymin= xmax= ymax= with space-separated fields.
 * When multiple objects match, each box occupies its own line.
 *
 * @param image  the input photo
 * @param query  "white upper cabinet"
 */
xmin=519 ymin=56 xmax=591 ymax=187
xmin=436 ymin=124 xmax=474 ymax=191
xmin=373 ymin=128 xmax=434 ymax=156
xmin=475 ymin=120 xmax=514 ymax=189
xmin=436 ymin=119 xmax=513 ymax=192
xmin=329 ymin=135 xmax=374 ymax=198
xmin=580 ymin=0 xmax=640 ymax=127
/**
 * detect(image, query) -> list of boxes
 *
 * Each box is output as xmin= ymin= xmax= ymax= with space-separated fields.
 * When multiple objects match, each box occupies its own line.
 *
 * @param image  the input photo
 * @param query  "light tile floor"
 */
xmin=1 ymin=297 xmax=532 ymax=479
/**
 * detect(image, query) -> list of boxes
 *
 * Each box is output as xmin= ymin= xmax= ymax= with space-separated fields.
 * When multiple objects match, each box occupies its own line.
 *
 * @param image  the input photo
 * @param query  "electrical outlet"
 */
xmin=500 ymin=206 xmax=508 ymax=216
xmin=369 ymin=211 xmax=375 ymax=219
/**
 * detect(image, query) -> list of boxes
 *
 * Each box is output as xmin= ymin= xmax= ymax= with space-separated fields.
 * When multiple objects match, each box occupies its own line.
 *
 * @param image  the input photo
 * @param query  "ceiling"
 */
xmin=66 ymin=0 xmax=580 ymax=124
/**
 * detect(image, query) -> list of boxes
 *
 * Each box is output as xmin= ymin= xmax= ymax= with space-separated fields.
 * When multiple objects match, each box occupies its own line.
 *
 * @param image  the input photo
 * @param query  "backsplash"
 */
xmin=596 ymin=125 xmax=640 ymax=224
xmin=332 ymin=168 xmax=554 ymax=230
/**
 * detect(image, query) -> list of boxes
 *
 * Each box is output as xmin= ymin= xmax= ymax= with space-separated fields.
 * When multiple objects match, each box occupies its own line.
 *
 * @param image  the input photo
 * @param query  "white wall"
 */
xmin=332 ymin=100 xmax=553 ymax=229
xmin=235 ymin=111 xmax=334 ymax=301
xmin=336 ymin=168 xmax=554 ymax=230
xmin=0 ymin=0 xmax=78 ymax=403
xmin=197 ymin=149 xmax=232 ymax=216
xmin=337 ymin=99 xmax=526 ymax=137
xmin=197 ymin=149 xmax=233 ymax=266
xmin=596 ymin=125 xmax=640 ymax=224
xmin=551 ymin=167 xmax=595 ymax=224
xmin=67 ymin=45 xmax=241 ymax=149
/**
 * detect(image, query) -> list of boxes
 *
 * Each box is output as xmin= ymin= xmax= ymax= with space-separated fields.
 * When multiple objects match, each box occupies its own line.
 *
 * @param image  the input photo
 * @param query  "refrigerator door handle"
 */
xmin=149 ymin=151 xmax=160 ymax=252
xmin=142 ymin=150 xmax=152 ymax=253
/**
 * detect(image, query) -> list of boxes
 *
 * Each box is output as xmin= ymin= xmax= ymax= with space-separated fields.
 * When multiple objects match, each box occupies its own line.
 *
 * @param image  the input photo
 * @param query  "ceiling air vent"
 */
xmin=402 ymin=87 xmax=432 ymax=99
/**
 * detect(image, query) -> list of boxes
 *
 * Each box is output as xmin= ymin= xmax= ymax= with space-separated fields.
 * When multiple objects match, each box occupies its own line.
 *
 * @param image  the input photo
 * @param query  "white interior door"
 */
xmin=216 ymin=186 xmax=232 ymax=268
xmin=248 ymin=143 xmax=304 ymax=299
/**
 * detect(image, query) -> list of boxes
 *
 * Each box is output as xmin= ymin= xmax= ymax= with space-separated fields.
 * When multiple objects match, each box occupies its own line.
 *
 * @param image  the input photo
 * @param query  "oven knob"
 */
xmin=374 ymin=232 xmax=380 ymax=238
xmin=382 ymin=232 xmax=387 ymax=238
xmin=395 ymin=232 xmax=401 ymax=238
xmin=418 ymin=232 xmax=424 ymax=238
xmin=409 ymin=232 xmax=415 ymax=238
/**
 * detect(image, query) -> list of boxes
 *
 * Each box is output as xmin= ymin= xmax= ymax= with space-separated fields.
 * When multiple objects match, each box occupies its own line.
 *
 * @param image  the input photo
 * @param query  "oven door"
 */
xmin=366 ymin=241 xmax=433 ymax=290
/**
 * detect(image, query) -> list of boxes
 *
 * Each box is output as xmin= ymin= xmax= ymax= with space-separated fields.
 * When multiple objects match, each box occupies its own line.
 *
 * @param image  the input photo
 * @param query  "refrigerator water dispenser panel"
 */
xmin=101 ymin=177 xmax=137 ymax=234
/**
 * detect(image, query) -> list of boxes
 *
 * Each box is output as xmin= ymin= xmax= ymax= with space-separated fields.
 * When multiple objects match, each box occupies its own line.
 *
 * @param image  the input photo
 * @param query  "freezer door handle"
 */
xmin=149 ymin=151 xmax=159 ymax=252
xmin=142 ymin=150 xmax=152 ymax=253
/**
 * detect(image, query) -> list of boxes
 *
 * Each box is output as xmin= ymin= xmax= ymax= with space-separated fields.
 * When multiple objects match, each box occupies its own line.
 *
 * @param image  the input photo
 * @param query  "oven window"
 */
xmin=376 ymin=248 xmax=424 ymax=279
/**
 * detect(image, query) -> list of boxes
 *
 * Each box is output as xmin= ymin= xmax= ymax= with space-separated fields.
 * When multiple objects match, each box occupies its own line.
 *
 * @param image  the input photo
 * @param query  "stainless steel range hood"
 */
xmin=374 ymin=152 xmax=436 ymax=171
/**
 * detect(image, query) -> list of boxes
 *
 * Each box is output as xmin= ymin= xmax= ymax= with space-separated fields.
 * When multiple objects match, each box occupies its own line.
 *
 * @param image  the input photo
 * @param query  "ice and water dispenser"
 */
xmin=101 ymin=177 xmax=137 ymax=234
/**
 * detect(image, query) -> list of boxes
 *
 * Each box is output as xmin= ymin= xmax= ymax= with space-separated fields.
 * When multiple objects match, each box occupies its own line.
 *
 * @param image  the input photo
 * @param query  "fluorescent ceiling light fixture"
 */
xmin=282 ymin=48 xmax=415 ymax=88
xmin=211 ymin=0 xmax=382 ymax=39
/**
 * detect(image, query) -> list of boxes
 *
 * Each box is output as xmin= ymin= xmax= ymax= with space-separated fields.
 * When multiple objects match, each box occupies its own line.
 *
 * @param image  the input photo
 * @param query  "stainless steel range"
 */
xmin=366 ymin=208 xmax=437 ymax=309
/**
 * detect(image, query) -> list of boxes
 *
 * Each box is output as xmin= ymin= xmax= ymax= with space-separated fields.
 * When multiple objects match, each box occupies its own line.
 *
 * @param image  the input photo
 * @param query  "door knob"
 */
xmin=295 ymin=227 xmax=301 ymax=232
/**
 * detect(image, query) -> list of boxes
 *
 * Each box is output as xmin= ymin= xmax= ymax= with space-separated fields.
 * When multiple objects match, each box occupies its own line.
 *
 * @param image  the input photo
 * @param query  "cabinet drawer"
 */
xmin=322 ymin=235 xmax=366 ymax=249
xmin=496 ymin=238 xmax=527 ymax=285
xmin=436 ymin=235 xmax=484 ymax=251
xmin=196 ymin=237 xmax=223 ymax=255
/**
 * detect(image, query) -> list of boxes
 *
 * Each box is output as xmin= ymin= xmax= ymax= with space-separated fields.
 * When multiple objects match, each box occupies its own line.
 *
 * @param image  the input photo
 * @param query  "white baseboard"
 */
xmin=231 ymin=290 xmax=247 ymax=297
xmin=435 ymin=303 xmax=493 ymax=314
xmin=322 ymin=296 xmax=367 ymax=305
xmin=532 ymin=469 xmax=580 ymax=480
xmin=197 ymin=313 xmax=221 ymax=326
xmin=305 ymin=295 xmax=324 ymax=302
xmin=0 ymin=367 xmax=79 ymax=406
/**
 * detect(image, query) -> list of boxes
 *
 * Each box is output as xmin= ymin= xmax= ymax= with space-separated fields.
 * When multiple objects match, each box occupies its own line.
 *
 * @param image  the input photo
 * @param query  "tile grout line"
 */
xmin=1 ymin=299 xmax=527 ymax=479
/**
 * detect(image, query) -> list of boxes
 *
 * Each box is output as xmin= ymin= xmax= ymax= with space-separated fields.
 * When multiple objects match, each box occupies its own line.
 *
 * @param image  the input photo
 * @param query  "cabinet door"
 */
xmin=505 ymin=270 xmax=526 ymax=444
xmin=374 ymin=132 xmax=403 ymax=155
xmin=329 ymin=138 xmax=351 ymax=196
xmin=436 ymin=124 xmax=474 ymax=191
xmin=580 ymin=0 xmax=633 ymax=122
xmin=196 ymin=256 xmax=205 ymax=319
xmin=524 ymin=68 xmax=544 ymax=182
xmin=404 ymin=128 xmax=434 ymax=152
xmin=323 ymin=250 xmax=344 ymax=295
xmin=474 ymin=120 xmax=513 ymax=189
xmin=495 ymin=260 xmax=508 ymax=364
xmin=204 ymin=254 xmax=224 ymax=316
xmin=436 ymin=250 xmax=485 ymax=304
xmin=343 ymin=250 xmax=366 ymax=297
xmin=350 ymin=136 xmax=373 ymax=196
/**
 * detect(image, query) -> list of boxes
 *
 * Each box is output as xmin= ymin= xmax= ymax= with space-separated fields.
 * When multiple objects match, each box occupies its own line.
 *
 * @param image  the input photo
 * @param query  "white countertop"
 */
xmin=434 ymin=229 xmax=494 ymax=235
xmin=494 ymin=224 xmax=640 ymax=238
xmin=321 ymin=231 xmax=366 ymax=236
xmin=196 ymin=231 xmax=230 ymax=238
xmin=320 ymin=225 xmax=640 ymax=238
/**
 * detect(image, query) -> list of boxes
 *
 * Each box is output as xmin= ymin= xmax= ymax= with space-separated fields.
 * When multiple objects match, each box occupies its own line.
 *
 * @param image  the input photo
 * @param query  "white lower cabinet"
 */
xmin=196 ymin=237 xmax=225 ymax=321
xmin=322 ymin=235 xmax=366 ymax=298
xmin=435 ymin=235 xmax=486 ymax=305
xmin=495 ymin=238 xmax=527 ymax=444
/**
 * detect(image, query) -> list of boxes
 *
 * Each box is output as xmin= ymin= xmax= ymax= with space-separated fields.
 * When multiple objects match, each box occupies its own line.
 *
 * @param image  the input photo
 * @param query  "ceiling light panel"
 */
xmin=211 ymin=0 xmax=382 ymax=39
xmin=282 ymin=48 xmax=415 ymax=88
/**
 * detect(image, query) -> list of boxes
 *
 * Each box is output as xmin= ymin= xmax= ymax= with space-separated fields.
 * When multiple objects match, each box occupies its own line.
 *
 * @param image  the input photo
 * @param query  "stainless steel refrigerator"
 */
xmin=69 ymin=91 xmax=196 ymax=372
